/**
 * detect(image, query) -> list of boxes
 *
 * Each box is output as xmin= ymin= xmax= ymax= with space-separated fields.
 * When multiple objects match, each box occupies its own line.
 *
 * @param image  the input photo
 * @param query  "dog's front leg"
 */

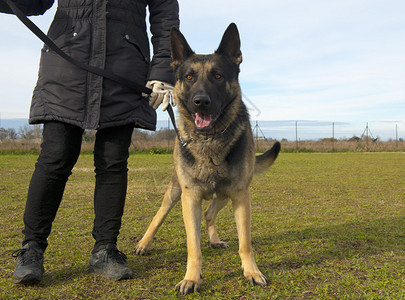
xmin=175 ymin=189 xmax=203 ymax=295
xmin=231 ymin=189 xmax=268 ymax=287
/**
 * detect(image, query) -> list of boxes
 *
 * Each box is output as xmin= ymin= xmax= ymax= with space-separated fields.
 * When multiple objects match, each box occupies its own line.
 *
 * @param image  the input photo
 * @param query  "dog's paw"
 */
xmin=175 ymin=279 xmax=201 ymax=295
xmin=209 ymin=241 xmax=229 ymax=249
xmin=244 ymin=271 xmax=268 ymax=287
xmin=134 ymin=242 xmax=149 ymax=256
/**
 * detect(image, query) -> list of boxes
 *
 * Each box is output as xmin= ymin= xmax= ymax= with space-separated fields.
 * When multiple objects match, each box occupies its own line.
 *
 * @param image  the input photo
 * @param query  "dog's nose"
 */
xmin=193 ymin=95 xmax=211 ymax=108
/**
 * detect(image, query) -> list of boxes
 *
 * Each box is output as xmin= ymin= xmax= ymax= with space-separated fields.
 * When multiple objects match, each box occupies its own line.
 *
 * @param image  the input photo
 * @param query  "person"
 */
xmin=1 ymin=0 xmax=179 ymax=284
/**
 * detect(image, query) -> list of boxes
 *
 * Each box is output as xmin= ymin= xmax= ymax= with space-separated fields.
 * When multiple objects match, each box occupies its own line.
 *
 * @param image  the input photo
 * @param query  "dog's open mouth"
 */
xmin=194 ymin=112 xmax=214 ymax=129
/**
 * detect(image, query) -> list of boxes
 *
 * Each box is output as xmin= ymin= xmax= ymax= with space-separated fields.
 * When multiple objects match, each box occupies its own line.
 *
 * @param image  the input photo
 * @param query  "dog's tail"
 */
xmin=254 ymin=141 xmax=281 ymax=175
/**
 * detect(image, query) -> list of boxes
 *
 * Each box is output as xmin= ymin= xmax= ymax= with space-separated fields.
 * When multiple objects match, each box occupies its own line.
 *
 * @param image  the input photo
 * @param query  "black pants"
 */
xmin=22 ymin=122 xmax=134 ymax=252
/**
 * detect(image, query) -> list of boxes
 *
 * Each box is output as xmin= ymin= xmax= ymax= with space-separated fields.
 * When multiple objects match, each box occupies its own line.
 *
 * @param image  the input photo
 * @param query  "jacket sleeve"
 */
xmin=147 ymin=0 xmax=180 ymax=85
xmin=0 ymin=0 xmax=54 ymax=16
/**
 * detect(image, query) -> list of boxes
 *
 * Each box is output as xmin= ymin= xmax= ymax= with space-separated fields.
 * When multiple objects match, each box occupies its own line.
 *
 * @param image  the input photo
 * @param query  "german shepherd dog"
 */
xmin=135 ymin=23 xmax=281 ymax=295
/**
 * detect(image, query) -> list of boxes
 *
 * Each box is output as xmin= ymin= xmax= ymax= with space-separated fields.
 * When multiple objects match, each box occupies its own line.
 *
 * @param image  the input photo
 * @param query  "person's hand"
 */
xmin=145 ymin=80 xmax=175 ymax=111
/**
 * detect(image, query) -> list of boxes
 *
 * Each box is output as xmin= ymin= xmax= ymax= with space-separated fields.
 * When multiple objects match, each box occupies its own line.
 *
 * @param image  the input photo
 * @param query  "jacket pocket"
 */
xmin=123 ymin=33 xmax=150 ymax=64
xmin=43 ymin=19 xmax=92 ymax=63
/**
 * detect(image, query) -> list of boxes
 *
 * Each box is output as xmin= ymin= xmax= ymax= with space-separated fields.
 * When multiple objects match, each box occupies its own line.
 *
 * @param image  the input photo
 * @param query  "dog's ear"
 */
xmin=215 ymin=23 xmax=242 ymax=66
xmin=170 ymin=27 xmax=195 ymax=70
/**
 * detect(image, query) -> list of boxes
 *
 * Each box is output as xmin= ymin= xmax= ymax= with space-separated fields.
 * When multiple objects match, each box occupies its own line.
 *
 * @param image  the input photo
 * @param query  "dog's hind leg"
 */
xmin=135 ymin=173 xmax=181 ymax=255
xmin=231 ymin=188 xmax=268 ymax=287
xmin=204 ymin=198 xmax=230 ymax=248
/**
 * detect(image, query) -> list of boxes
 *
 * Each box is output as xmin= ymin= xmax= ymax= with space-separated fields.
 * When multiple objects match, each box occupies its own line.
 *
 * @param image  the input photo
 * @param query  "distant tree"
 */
xmin=0 ymin=128 xmax=6 ymax=140
xmin=19 ymin=125 xmax=34 ymax=139
xmin=32 ymin=125 xmax=42 ymax=139
xmin=154 ymin=128 xmax=176 ymax=141
xmin=348 ymin=136 xmax=360 ymax=142
xmin=320 ymin=138 xmax=338 ymax=143
xmin=8 ymin=128 xmax=17 ymax=140
xmin=0 ymin=128 xmax=19 ymax=140
xmin=18 ymin=124 xmax=42 ymax=139
xmin=132 ymin=129 xmax=150 ymax=141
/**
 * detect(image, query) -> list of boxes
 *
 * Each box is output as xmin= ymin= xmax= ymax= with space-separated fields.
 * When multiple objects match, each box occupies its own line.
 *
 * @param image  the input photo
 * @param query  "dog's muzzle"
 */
xmin=192 ymin=95 xmax=215 ymax=129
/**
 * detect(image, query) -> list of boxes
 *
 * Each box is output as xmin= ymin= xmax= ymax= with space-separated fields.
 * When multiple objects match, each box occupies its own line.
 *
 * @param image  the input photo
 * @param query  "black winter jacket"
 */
xmin=2 ymin=0 xmax=179 ymax=130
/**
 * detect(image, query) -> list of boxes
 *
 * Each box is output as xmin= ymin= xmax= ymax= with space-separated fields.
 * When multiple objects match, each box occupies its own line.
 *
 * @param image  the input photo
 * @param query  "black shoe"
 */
xmin=89 ymin=243 xmax=133 ymax=281
xmin=12 ymin=241 xmax=45 ymax=284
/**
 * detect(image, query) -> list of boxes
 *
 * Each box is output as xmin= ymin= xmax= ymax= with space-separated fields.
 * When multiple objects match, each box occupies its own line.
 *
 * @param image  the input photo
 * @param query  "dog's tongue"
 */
xmin=195 ymin=113 xmax=212 ymax=128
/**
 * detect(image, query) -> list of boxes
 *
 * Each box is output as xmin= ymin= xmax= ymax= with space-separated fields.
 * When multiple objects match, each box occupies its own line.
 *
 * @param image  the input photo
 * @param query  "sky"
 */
xmin=0 ymin=0 xmax=404 ymax=140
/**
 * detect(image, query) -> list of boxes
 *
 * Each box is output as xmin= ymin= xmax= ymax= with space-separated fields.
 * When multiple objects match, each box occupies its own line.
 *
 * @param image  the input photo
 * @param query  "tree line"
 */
xmin=1 ymin=124 xmax=404 ymax=153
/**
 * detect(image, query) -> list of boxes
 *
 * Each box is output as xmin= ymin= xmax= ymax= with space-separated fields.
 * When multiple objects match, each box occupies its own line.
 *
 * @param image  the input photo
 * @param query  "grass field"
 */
xmin=1 ymin=152 xmax=405 ymax=299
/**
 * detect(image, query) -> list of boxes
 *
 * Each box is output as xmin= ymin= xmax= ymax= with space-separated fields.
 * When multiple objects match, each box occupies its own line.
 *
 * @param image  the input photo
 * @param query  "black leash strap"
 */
xmin=5 ymin=0 xmax=182 ymax=143
xmin=166 ymin=102 xmax=187 ymax=147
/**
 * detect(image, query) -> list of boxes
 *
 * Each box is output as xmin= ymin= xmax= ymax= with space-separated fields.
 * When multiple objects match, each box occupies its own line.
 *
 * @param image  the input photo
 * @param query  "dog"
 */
xmin=135 ymin=23 xmax=281 ymax=295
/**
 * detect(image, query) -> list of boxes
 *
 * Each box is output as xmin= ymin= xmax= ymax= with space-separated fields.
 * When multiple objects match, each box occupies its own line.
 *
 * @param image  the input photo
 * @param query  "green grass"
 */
xmin=1 ymin=152 xmax=405 ymax=299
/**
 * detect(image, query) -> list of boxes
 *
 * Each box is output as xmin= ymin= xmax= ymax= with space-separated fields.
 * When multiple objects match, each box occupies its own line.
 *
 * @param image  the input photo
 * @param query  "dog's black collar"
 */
xmin=210 ymin=126 xmax=229 ymax=137
xmin=179 ymin=125 xmax=229 ymax=148
xmin=179 ymin=135 xmax=189 ymax=147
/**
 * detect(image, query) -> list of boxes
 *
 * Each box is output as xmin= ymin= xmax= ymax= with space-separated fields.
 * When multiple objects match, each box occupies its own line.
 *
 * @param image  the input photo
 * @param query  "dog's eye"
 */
xmin=215 ymin=74 xmax=222 ymax=80
xmin=186 ymin=75 xmax=193 ymax=80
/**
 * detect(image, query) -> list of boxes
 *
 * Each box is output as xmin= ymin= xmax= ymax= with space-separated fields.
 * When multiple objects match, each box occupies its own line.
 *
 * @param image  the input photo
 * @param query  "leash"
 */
xmin=4 ymin=0 xmax=182 ymax=144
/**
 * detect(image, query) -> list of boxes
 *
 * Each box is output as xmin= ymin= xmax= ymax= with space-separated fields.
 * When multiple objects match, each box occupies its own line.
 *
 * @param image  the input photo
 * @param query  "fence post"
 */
xmin=332 ymin=122 xmax=335 ymax=152
xmin=396 ymin=124 xmax=398 ymax=148
xmin=295 ymin=121 xmax=298 ymax=150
